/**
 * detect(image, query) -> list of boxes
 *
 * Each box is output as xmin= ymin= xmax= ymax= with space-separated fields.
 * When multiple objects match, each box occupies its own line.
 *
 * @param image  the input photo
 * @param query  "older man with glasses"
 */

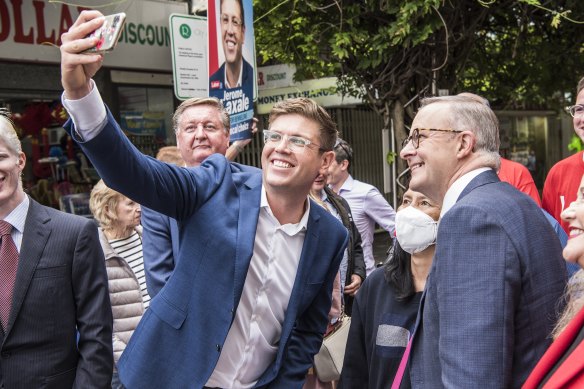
xmin=399 ymin=95 xmax=567 ymax=388
xmin=327 ymin=138 xmax=396 ymax=276
xmin=543 ymin=76 xmax=584 ymax=233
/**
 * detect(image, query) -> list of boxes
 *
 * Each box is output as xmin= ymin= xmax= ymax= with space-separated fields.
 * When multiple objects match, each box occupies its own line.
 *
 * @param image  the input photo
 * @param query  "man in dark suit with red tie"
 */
xmin=0 ymin=111 xmax=113 ymax=388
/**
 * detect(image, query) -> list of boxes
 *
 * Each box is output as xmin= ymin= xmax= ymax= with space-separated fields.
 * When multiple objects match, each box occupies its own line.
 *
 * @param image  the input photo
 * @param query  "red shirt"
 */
xmin=498 ymin=157 xmax=542 ymax=206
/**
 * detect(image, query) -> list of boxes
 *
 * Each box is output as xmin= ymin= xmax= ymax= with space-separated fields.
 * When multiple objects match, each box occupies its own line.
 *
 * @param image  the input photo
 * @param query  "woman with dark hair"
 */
xmin=339 ymin=189 xmax=440 ymax=389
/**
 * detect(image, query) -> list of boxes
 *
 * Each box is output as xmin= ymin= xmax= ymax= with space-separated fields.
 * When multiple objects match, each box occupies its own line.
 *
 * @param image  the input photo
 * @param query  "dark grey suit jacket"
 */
xmin=0 ymin=198 xmax=113 ymax=389
xmin=410 ymin=170 xmax=567 ymax=388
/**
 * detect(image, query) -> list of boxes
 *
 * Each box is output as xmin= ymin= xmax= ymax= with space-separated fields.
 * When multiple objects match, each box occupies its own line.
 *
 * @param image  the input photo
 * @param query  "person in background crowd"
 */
xmin=60 ymin=12 xmax=348 ymax=387
xmin=89 ymin=179 xmax=149 ymax=389
xmin=142 ymin=98 xmax=257 ymax=298
xmin=523 ymin=174 xmax=584 ymax=388
xmin=0 ymin=110 xmax=113 ymax=388
xmin=328 ymin=138 xmax=396 ymax=275
xmin=155 ymin=146 xmax=183 ymax=167
xmin=303 ymin=172 xmax=366 ymax=388
xmin=400 ymin=95 xmax=567 ymax=388
xmin=498 ymin=157 xmax=542 ymax=206
xmin=543 ymin=76 xmax=584 ymax=233
xmin=310 ymin=171 xmax=366 ymax=314
xmin=339 ymin=189 xmax=439 ymax=389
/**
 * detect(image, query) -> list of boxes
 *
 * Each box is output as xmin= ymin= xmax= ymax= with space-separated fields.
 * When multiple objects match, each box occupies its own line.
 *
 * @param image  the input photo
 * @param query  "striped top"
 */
xmin=109 ymin=231 xmax=150 ymax=309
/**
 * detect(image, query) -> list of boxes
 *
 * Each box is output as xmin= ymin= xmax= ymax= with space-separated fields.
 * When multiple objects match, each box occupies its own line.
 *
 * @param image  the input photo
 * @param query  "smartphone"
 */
xmin=84 ymin=12 xmax=126 ymax=53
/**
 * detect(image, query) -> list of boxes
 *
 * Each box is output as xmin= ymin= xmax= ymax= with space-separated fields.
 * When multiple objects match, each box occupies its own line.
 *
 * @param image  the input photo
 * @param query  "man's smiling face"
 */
xmin=261 ymin=113 xmax=331 ymax=197
xmin=220 ymin=0 xmax=245 ymax=67
xmin=176 ymin=104 xmax=229 ymax=167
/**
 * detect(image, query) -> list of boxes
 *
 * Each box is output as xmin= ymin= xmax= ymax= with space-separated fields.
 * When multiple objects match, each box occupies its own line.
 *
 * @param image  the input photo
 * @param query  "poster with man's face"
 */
xmin=208 ymin=0 xmax=256 ymax=141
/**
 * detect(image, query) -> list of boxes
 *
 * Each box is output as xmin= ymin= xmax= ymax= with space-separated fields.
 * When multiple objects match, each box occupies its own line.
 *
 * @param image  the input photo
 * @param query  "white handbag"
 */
xmin=313 ymin=315 xmax=351 ymax=382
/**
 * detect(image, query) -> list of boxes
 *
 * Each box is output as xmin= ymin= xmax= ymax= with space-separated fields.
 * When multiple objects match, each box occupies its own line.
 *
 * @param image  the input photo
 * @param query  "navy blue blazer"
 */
xmin=65 ymin=112 xmax=348 ymax=388
xmin=141 ymin=206 xmax=179 ymax=298
xmin=409 ymin=170 xmax=567 ymax=388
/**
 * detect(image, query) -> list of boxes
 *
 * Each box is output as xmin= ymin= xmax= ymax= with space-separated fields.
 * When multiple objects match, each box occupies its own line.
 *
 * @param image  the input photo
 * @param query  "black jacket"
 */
xmin=324 ymin=186 xmax=366 ymax=315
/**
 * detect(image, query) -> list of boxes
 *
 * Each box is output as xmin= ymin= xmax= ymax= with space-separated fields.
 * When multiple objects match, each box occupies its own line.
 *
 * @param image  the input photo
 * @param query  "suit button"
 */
xmin=216 ymin=344 xmax=221 ymax=352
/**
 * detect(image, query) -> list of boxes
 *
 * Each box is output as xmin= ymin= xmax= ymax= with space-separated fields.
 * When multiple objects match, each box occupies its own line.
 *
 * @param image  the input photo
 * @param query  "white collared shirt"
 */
xmin=205 ymin=186 xmax=309 ymax=388
xmin=440 ymin=167 xmax=492 ymax=218
xmin=4 ymin=195 xmax=29 ymax=252
xmin=225 ymin=60 xmax=244 ymax=89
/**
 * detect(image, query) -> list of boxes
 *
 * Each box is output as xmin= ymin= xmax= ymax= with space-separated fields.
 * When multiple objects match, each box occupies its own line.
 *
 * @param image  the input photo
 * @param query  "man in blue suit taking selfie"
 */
xmin=60 ymin=11 xmax=348 ymax=388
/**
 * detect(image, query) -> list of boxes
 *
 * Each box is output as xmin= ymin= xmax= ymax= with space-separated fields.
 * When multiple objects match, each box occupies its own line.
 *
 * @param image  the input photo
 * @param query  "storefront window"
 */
xmin=499 ymin=113 xmax=551 ymax=189
xmin=118 ymin=86 xmax=175 ymax=156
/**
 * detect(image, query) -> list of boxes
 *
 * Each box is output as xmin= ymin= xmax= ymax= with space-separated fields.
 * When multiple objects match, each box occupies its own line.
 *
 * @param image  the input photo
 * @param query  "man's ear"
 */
xmin=320 ymin=151 xmax=335 ymax=174
xmin=17 ymin=152 xmax=26 ymax=171
xmin=457 ymin=131 xmax=476 ymax=158
xmin=340 ymin=159 xmax=350 ymax=172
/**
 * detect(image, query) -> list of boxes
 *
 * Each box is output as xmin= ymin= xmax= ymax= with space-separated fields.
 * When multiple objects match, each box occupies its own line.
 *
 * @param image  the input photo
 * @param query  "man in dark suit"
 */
xmin=60 ymin=10 xmax=348 ymax=388
xmin=0 ymin=111 xmax=112 ymax=388
xmin=399 ymin=95 xmax=567 ymax=388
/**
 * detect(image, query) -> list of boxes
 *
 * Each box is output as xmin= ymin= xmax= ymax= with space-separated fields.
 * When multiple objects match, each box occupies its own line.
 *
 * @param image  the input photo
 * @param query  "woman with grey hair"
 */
xmin=90 ymin=179 xmax=148 ymax=389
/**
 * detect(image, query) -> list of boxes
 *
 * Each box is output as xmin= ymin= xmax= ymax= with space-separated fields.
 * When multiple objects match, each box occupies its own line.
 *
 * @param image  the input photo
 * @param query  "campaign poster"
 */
xmin=208 ymin=0 xmax=256 ymax=141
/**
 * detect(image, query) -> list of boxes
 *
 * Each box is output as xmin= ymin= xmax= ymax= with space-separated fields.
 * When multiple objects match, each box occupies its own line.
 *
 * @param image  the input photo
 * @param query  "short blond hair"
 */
xmin=268 ymin=98 xmax=338 ymax=151
xmin=89 ymin=180 xmax=124 ymax=229
xmin=0 ymin=109 xmax=22 ymax=155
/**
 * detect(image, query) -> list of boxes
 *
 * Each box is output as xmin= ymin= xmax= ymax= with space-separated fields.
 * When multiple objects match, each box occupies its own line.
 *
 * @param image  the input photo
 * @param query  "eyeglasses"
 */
xmin=566 ymin=104 xmax=584 ymax=118
xmin=401 ymin=128 xmax=463 ymax=149
xmin=263 ymin=130 xmax=324 ymax=152
xmin=221 ymin=15 xmax=243 ymax=30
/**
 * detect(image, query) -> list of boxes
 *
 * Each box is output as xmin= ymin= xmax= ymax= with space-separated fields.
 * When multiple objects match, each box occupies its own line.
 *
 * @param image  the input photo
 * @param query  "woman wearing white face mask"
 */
xmin=339 ymin=189 xmax=440 ymax=389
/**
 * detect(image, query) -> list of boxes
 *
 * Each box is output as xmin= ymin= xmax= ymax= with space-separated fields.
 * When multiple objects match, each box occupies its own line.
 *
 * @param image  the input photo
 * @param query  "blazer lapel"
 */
xmin=279 ymin=204 xmax=321 ymax=343
xmin=233 ymin=175 xmax=261 ymax=307
xmin=5 ymin=200 xmax=51 ymax=336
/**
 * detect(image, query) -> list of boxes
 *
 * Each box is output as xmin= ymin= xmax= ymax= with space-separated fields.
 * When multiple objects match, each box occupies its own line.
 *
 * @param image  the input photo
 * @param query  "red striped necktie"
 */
xmin=0 ymin=220 xmax=19 ymax=330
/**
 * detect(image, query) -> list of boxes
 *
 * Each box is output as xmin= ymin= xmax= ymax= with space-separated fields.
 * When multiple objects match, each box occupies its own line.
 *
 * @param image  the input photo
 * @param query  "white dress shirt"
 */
xmin=206 ymin=187 xmax=309 ymax=388
xmin=4 ymin=195 xmax=29 ymax=252
xmin=61 ymin=80 xmax=107 ymax=142
xmin=440 ymin=167 xmax=491 ymax=218
xmin=225 ymin=60 xmax=244 ymax=89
